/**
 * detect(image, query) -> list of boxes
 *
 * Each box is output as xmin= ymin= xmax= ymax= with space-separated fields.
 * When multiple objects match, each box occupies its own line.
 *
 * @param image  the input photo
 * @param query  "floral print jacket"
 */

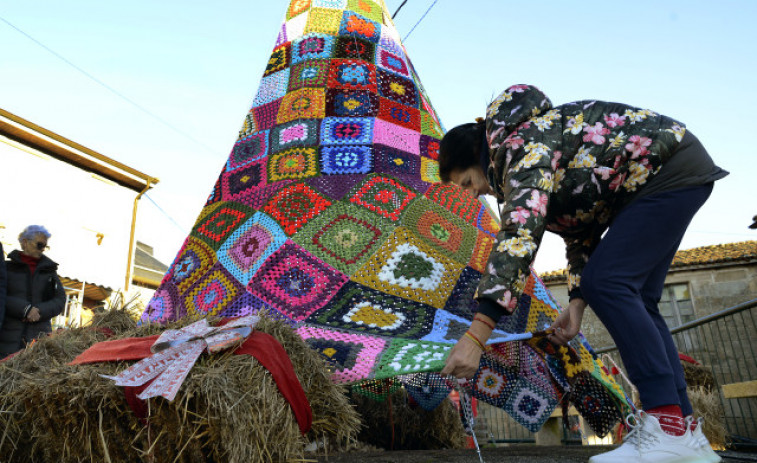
xmin=477 ymin=84 xmax=686 ymax=317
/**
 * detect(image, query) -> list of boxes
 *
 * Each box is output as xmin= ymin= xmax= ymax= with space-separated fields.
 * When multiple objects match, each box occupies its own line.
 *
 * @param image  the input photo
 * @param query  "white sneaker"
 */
xmin=589 ymin=412 xmax=704 ymax=463
xmin=686 ymin=417 xmax=722 ymax=463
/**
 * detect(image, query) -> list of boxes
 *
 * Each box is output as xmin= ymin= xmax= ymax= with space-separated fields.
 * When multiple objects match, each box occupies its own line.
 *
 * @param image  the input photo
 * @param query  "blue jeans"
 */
xmin=580 ymin=183 xmax=714 ymax=414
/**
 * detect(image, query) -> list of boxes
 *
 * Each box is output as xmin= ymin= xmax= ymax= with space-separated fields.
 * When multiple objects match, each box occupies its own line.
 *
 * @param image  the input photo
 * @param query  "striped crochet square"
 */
xmin=347 ymin=0 xmax=383 ymax=23
xmin=419 ymin=134 xmax=440 ymax=160
xmin=184 ymin=264 xmax=243 ymax=318
xmin=288 ymin=59 xmax=330 ymax=91
xmin=248 ymin=242 xmax=347 ymax=321
xmin=348 ymin=174 xmax=416 ymax=221
xmin=227 ymin=130 xmax=269 ymax=170
xmin=307 ymin=281 xmax=435 ymax=338
xmin=221 ymin=158 xmax=267 ymax=202
xmin=424 ymin=183 xmax=480 ymax=223
xmin=253 ymin=69 xmax=290 ymax=107
xmin=270 ymin=119 xmax=319 ymax=153
xmin=312 ymin=0 xmax=346 ymax=8
xmin=376 ymin=69 xmax=418 ymax=107
xmin=192 ymin=202 xmax=255 ymax=250
xmin=373 ymin=118 xmax=420 ymax=154
xmin=304 ymin=8 xmax=343 ymax=35
xmin=320 ymin=117 xmax=374 ymax=145
xmin=328 ymin=59 xmax=378 ymax=92
xmin=351 ymin=227 xmax=463 ymax=308
xmin=378 ymin=97 xmax=420 ymax=131
xmin=268 ymin=146 xmax=319 ymax=181
xmin=292 ymin=200 xmax=390 ymax=274
xmin=376 ymin=47 xmax=409 ymax=78
xmin=326 ymin=89 xmax=379 ymax=117
xmin=217 ymin=212 xmax=287 ymax=286
xmin=297 ymin=326 xmax=386 ymax=383
xmin=420 ymin=157 xmax=440 ymax=183
xmin=333 ymin=36 xmax=376 ymax=61
xmin=373 ymin=144 xmax=419 ymax=177
xmin=401 ymin=198 xmax=477 ymax=264
xmin=263 ymin=182 xmax=332 ymax=235
xmin=252 ymin=99 xmax=282 ymax=131
xmin=286 ymin=0 xmax=311 ymax=20
xmin=373 ymin=339 xmax=450 ymax=379
xmin=291 ymin=33 xmax=335 ymax=64
xmin=264 ymin=42 xmax=291 ymax=77
xmin=277 ymin=87 xmax=326 ymax=123
xmin=320 ymin=145 xmax=372 ymax=174
xmin=338 ymin=11 xmax=381 ymax=43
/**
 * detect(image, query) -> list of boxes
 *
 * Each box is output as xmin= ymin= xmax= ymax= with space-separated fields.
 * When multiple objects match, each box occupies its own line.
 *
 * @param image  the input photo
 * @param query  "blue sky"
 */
xmin=1 ymin=0 xmax=755 ymax=271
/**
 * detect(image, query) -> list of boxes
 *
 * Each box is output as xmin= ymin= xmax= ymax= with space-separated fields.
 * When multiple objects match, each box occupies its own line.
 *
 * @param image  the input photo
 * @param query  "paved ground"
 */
xmin=316 ymin=446 xmax=757 ymax=462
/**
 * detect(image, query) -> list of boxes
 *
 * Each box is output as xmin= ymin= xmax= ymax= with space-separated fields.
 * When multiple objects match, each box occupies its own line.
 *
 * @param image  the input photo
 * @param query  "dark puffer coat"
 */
xmin=0 ymin=250 xmax=65 ymax=357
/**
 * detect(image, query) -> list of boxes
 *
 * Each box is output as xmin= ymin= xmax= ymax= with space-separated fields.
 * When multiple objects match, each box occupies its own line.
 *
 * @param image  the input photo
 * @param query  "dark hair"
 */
xmin=438 ymin=120 xmax=486 ymax=182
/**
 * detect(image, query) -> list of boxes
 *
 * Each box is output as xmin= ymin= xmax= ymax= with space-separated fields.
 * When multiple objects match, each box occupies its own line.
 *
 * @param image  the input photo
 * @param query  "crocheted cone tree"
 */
xmin=141 ymin=0 xmax=627 ymax=436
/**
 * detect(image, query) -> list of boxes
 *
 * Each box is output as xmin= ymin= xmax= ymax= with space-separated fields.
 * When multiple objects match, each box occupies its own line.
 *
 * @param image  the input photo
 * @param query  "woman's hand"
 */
xmin=548 ymin=298 xmax=586 ymax=345
xmin=24 ymin=306 xmax=41 ymax=323
xmin=441 ymin=314 xmax=496 ymax=379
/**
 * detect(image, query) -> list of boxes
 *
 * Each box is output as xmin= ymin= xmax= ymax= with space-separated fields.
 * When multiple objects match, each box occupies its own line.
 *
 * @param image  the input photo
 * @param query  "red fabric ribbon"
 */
xmin=70 ymin=330 xmax=312 ymax=434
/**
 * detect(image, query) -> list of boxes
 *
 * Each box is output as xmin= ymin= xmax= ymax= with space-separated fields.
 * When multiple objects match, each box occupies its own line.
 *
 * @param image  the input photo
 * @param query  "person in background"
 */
xmin=0 ymin=225 xmax=65 ymax=357
xmin=0 ymin=242 xmax=6 ymax=332
xmin=439 ymin=85 xmax=727 ymax=463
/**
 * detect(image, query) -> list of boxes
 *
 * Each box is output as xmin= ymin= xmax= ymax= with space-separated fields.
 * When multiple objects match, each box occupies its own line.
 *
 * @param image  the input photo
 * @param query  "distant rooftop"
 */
xmin=540 ymin=240 xmax=757 ymax=283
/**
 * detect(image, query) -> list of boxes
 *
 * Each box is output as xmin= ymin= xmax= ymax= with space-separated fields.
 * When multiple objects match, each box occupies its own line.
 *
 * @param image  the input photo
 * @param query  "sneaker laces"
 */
xmin=623 ymin=412 xmax=660 ymax=451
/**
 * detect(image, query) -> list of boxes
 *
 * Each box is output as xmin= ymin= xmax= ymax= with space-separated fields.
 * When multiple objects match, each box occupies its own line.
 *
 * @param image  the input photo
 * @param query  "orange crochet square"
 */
xmin=277 ymin=88 xmax=326 ymax=124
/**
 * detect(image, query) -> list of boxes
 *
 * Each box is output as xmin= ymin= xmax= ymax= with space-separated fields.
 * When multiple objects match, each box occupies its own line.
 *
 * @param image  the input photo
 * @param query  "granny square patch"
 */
xmin=227 ymin=130 xmax=269 ymax=170
xmin=312 ymin=0 xmax=346 ymax=8
xmin=376 ymin=69 xmax=418 ymax=107
xmin=270 ymin=119 xmax=319 ymax=153
xmin=403 ymin=373 xmax=453 ymax=411
xmin=286 ymin=0 xmax=311 ymax=20
xmin=401 ymin=198 xmax=476 ymax=263
xmin=420 ymin=157 xmax=440 ymax=183
xmin=221 ymin=158 xmax=267 ymax=202
xmin=292 ymin=200 xmax=390 ymax=274
xmin=321 ymin=116 xmax=374 ymax=145
xmin=373 ymin=144 xmax=419 ymax=176
xmin=503 ymin=378 xmax=558 ymax=432
xmin=420 ymin=110 xmax=444 ymax=138
xmin=218 ymin=291 xmax=279 ymax=321
xmin=304 ymin=8 xmax=343 ymax=35
xmin=378 ymin=98 xmax=420 ymax=131
xmin=142 ymin=281 xmax=181 ymax=323
xmin=264 ymin=42 xmax=291 ymax=77
xmin=339 ymin=10 xmax=381 ymax=43
xmin=238 ymin=180 xmax=294 ymax=210
xmin=277 ymin=87 xmax=326 ymax=123
xmin=288 ymin=59 xmax=330 ymax=91
xmin=376 ymin=47 xmax=409 ymax=78
xmin=306 ymin=174 xmax=364 ymax=200
xmin=167 ymin=238 xmax=216 ymax=295
xmin=420 ymin=309 xmax=471 ymax=344
xmin=373 ymin=339 xmax=450 ymax=379
xmin=333 ymin=36 xmax=376 ymax=61
xmin=442 ymin=266 xmax=481 ymax=319
xmin=308 ymin=281 xmax=435 ymax=338
xmin=320 ymin=145 xmax=372 ymax=174
xmin=347 ymin=0 xmax=383 ymax=23
xmin=248 ymin=241 xmax=347 ymax=321
xmin=326 ymin=89 xmax=379 ymax=117
xmin=291 ymin=33 xmax=335 ymax=64
xmin=184 ymin=264 xmax=243 ymax=318
xmin=351 ymin=227 xmax=463 ymax=308
xmin=470 ymin=357 xmax=519 ymax=408
xmin=297 ymin=326 xmax=386 ymax=383
xmin=218 ymin=212 xmax=287 ymax=286
xmin=348 ymin=174 xmax=417 ymax=221
xmin=373 ymin=118 xmax=420 ymax=154
xmin=192 ymin=202 xmax=255 ymax=250
xmin=469 ymin=232 xmax=495 ymax=274
xmin=328 ymin=59 xmax=378 ymax=92
xmin=424 ymin=183 xmax=480 ymax=223
xmin=263 ymin=182 xmax=332 ymax=235
xmin=253 ymin=68 xmax=290 ymax=107
xmin=253 ymin=99 xmax=282 ymax=131
xmin=268 ymin=146 xmax=319 ymax=181
xmin=419 ymin=134 xmax=440 ymax=160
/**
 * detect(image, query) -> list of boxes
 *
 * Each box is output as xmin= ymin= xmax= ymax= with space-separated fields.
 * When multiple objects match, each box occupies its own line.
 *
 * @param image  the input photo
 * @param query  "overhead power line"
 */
xmin=403 ymin=0 xmax=438 ymax=42
xmin=0 ymin=15 xmax=218 ymax=156
xmin=392 ymin=0 xmax=409 ymax=19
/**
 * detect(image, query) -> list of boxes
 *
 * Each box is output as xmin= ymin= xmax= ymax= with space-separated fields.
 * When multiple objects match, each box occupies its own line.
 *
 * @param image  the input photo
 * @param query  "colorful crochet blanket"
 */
xmin=141 ymin=0 xmax=627 ymax=436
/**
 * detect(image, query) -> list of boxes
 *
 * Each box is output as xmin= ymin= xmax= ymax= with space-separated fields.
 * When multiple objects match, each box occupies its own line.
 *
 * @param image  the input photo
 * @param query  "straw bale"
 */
xmin=350 ymin=388 xmax=467 ymax=450
xmin=688 ymin=386 xmax=727 ymax=449
xmin=682 ymin=361 xmax=717 ymax=393
xmin=0 ymin=310 xmax=360 ymax=462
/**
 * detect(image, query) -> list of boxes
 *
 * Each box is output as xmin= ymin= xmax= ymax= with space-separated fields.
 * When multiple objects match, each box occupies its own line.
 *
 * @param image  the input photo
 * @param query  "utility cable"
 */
xmin=0 ymin=15 xmax=219 ymax=157
xmin=402 ymin=0 xmax=438 ymax=42
xmin=143 ymin=193 xmax=189 ymax=234
xmin=392 ymin=0 xmax=409 ymax=19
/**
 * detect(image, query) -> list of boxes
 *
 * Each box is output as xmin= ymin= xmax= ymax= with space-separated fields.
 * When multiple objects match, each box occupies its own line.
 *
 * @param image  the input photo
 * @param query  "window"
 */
xmin=658 ymin=283 xmax=695 ymax=328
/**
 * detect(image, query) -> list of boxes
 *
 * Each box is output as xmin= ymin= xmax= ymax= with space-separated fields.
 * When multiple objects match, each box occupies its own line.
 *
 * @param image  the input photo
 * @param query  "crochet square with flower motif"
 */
xmin=424 ymin=183 xmax=480 ymax=223
xmin=320 ymin=145 xmax=372 ymax=174
xmin=288 ymin=60 xmax=330 ymax=91
xmin=372 ymin=339 xmax=450 ymax=379
xmin=184 ymin=265 xmax=242 ymax=317
xmin=419 ymin=134 xmax=440 ymax=160
xmin=277 ymin=87 xmax=326 ymax=124
xmin=333 ymin=36 xmax=375 ymax=61
xmin=401 ymin=198 xmax=476 ymax=264
xmin=297 ymin=325 xmax=386 ymax=383
xmin=304 ymin=8 xmax=343 ymax=35
xmin=373 ymin=145 xmax=419 ymax=177
xmin=227 ymin=130 xmax=269 ymax=171
xmin=270 ymin=119 xmax=319 ymax=153
xmin=268 ymin=147 xmax=319 ymax=182
xmin=169 ymin=237 xmax=216 ymax=294
xmin=377 ymin=69 xmax=418 ymax=107
xmin=378 ymin=97 xmax=420 ymax=131
xmin=221 ymin=159 xmax=267 ymax=201
xmin=263 ymin=182 xmax=332 ymax=235
xmin=338 ymin=11 xmax=381 ymax=43
xmin=291 ymin=33 xmax=335 ymax=64
xmin=376 ymin=48 xmax=409 ymax=78
xmin=326 ymin=89 xmax=379 ymax=117
xmin=218 ymin=212 xmax=287 ymax=286
xmin=193 ymin=203 xmax=254 ymax=249
xmin=320 ymin=117 xmax=374 ymax=145
xmin=328 ymin=60 xmax=378 ymax=92
xmin=253 ymin=69 xmax=290 ymax=107
xmin=348 ymin=175 xmax=417 ymax=221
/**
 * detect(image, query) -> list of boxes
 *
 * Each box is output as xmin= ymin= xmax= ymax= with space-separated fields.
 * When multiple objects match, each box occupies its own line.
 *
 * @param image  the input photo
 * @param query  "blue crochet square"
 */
xmin=320 ymin=117 xmax=374 ymax=145
xmin=291 ymin=33 xmax=335 ymax=64
xmin=321 ymin=145 xmax=372 ymax=174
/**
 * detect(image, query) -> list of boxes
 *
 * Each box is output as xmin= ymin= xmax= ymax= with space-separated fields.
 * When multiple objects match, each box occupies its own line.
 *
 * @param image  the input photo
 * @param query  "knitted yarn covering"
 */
xmin=141 ymin=0 xmax=627 ymax=436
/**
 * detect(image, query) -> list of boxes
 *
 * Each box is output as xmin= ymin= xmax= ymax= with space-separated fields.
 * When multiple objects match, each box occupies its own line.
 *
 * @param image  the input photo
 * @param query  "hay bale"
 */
xmin=0 ymin=310 xmax=360 ymax=462
xmin=682 ymin=361 xmax=717 ymax=393
xmin=350 ymin=388 xmax=467 ymax=450
xmin=688 ymin=386 xmax=727 ymax=449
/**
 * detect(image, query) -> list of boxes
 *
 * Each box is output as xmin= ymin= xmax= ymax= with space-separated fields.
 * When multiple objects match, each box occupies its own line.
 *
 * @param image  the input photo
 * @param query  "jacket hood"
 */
xmin=486 ymin=84 xmax=553 ymax=136
xmin=7 ymin=249 xmax=59 ymax=270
